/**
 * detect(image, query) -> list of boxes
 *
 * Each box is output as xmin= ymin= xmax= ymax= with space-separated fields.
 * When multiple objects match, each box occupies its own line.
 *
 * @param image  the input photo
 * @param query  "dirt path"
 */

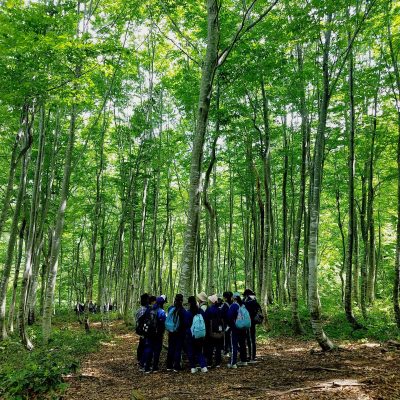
xmin=64 ymin=322 xmax=400 ymax=400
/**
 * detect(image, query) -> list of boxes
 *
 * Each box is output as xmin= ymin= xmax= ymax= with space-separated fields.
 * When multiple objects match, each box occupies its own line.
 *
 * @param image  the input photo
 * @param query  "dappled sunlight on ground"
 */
xmin=65 ymin=322 xmax=400 ymax=400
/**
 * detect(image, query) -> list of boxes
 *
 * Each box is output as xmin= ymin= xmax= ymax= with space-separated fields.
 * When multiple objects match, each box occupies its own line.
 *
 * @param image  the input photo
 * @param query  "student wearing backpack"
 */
xmin=205 ymin=294 xmax=224 ymax=368
xmin=221 ymin=291 xmax=233 ymax=356
xmin=227 ymin=292 xmax=248 ymax=368
xmin=166 ymin=294 xmax=186 ymax=371
xmin=135 ymin=293 xmax=149 ymax=369
xmin=243 ymin=289 xmax=262 ymax=363
xmin=142 ymin=296 xmax=166 ymax=373
xmin=186 ymin=296 xmax=208 ymax=373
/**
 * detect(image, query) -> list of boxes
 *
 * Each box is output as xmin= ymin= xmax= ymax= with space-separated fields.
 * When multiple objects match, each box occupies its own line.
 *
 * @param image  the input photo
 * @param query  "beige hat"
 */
xmin=196 ymin=291 xmax=208 ymax=302
xmin=208 ymin=294 xmax=218 ymax=304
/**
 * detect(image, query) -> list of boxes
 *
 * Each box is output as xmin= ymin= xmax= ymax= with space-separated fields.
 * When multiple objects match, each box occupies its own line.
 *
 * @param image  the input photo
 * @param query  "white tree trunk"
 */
xmin=42 ymin=104 xmax=76 ymax=344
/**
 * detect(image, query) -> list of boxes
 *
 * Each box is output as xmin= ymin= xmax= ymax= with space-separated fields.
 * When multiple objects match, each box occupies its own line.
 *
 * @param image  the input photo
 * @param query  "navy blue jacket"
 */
xmin=227 ymin=302 xmax=240 ymax=329
xmin=167 ymin=305 xmax=187 ymax=335
xmin=205 ymin=303 xmax=223 ymax=333
xmin=220 ymin=302 xmax=230 ymax=324
xmin=244 ymin=297 xmax=260 ymax=322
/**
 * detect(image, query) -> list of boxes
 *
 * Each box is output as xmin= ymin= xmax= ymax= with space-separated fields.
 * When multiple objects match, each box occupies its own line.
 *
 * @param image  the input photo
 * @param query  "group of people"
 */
xmin=135 ymin=289 xmax=263 ymax=374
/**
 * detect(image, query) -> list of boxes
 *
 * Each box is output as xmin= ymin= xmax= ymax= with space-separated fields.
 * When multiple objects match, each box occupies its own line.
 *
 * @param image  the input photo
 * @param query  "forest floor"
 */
xmin=64 ymin=321 xmax=400 ymax=400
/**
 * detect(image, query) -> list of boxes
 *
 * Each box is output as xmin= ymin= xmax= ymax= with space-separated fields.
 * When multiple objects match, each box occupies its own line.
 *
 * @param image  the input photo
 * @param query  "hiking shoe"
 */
xmin=152 ymin=368 xmax=159 ymax=373
xmin=227 ymin=363 xmax=237 ymax=369
xmin=191 ymin=368 xmax=197 ymax=374
xmin=215 ymin=364 xmax=221 ymax=368
xmin=237 ymin=361 xmax=248 ymax=367
xmin=144 ymin=369 xmax=152 ymax=374
xmin=201 ymin=367 xmax=208 ymax=373
xmin=166 ymin=368 xmax=172 ymax=371
xmin=248 ymin=359 xmax=257 ymax=364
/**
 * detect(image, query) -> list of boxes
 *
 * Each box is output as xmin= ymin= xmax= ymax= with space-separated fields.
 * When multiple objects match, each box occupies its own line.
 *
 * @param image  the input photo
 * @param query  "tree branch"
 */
xmin=218 ymin=0 xmax=279 ymax=67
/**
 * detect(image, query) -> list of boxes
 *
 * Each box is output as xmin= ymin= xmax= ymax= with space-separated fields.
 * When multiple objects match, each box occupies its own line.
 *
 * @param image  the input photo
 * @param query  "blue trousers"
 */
xmin=207 ymin=337 xmax=223 ymax=366
xmin=230 ymin=328 xmax=247 ymax=365
xmin=246 ymin=324 xmax=256 ymax=360
xmin=143 ymin=335 xmax=163 ymax=371
xmin=166 ymin=332 xmax=184 ymax=369
xmin=186 ymin=334 xmax=207 ymax=369
xmin=137 ymin=336 xmax=145 ymax=366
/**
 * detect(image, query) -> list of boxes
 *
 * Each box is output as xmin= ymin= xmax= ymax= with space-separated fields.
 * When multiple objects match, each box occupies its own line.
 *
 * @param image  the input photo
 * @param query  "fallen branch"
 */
xmin=304 ymin=366 xmax=343 ymax=372
xmin=231 ymin=381 xmax=366 ymax=395
xmin=277 ymin=382 xmax=365 ymax=395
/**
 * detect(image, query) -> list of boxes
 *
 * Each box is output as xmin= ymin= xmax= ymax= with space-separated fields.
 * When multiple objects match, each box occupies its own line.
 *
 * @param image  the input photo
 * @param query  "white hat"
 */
xmin=208 ymin=294 xmax=218 ymax=304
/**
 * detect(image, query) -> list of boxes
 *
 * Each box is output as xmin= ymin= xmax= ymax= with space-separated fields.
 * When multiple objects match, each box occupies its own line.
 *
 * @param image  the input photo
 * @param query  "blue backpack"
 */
xmin=165 ymin=307 xmax=180 ymax=332
xmin=235 ymin=305 xmax=251 ymax=329
xmin=191 ymin=314 xmax=206 ymax=339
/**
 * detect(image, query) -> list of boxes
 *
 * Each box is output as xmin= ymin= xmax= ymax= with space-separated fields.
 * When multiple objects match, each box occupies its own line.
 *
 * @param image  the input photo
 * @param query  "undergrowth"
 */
xmin=0 ymin=316 xmax=111 ymax=400
xmin=260 ymin=298 xmax=400 ymax=343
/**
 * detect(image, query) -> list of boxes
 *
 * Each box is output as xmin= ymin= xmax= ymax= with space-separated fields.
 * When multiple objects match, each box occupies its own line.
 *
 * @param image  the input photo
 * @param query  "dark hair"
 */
xmin=235 ymin=296 xmax=243 ymax=306
xmin=149 ymin=295 xmax=156 ymax=304
xmin=140 ymin=293 xmax=149 ymax=306
xmin=243 ymin=289 xmax=255 ymax=297
xmin=223 ymin=291 xmax=233 ymax=304
xmin=174 ymin=293 xmax=183 ymax=308
xmin=188 ymin=296 xmax=198 ymax=315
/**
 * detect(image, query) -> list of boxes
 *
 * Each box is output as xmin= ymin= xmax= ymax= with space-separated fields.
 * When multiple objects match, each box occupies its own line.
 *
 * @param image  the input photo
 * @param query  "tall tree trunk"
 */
xmin=179 ymin=0 xmax=219 ymax=297
xmin=366 ymin=93 xmax=377 ymax=305
xmin=344 ymin=40 xmax=362 ymax=329
xmin=289 ymin=44 xmax=307 ymax=335
xmin=0 ymin=105 xmax=31 ymax=239
xmin=42 ymin=103 xmax=77 ymax=344
xmin=387 ymin=0 xmax=400 ymax=327
xmin=19 ymin=105 xmax=46 ymax=349
xmin=0 ymin=116 xmax=31 ymax=341
xmin=84 ymin=118 xmax=105 ymax=332
xmin=360 ymin=168 xmax=368 ymax=319
xmin=8 ymin=219 xmax=26 ymax=334
xmin=260 ymin=79 xmax=271 ymax=326
xmin=308 ymin=18 xmax=334 ymax=351
xmin=281 ymin=115 xmax=289 ymax=304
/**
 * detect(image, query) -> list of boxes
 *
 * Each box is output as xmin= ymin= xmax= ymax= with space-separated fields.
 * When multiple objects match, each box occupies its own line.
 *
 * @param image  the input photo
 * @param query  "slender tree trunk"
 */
xmin=19 ymin=105 xmax=46 ymax=348
xmin=394 ymin=110 xmax=400 ymax=328
xmin=8 ymin=219 xmax=26 ymax=334
xmin=0 ymin=118 xmax=31 ymax=341
xmin=42 ymin=103 xmax=77 ymax=344
xmin=387 ymin=0 xmax=400 ymax=326
xmin=335 ymin=181 xmax=346 ymax=304
xmin=84 ymin=119 xmax=105 ymax=332
xmin=289 ymin=44 xmax=307 ymax=335
xmin=360 ymin=168 xmax=368 ymax=319
xmin=366 ymin=95 xmax=377 ymax=305
xmin=281 ymin=115 xmax=289 ymax=304
xmin=344 ymin=41 xmax=362 ymax=329
xmin=204 ymin=84 xmax=219 ymax=294
xmin=308 ymin=19 xmax=334 ymax=351
xmin=0 ymin=105 xmax=30 ymax=239
xmin=353 ymin=209 xmax=360 ymax=304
